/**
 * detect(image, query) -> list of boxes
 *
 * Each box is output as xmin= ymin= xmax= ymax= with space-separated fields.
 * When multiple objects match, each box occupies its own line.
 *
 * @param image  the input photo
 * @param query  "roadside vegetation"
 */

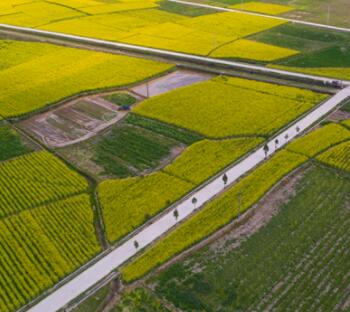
xmin=135 ymin=166 xmax=350 ymax=311
xmin=121 ymin=150 xmax=307 ymax=282
xmin=98 ymin=137 xmax=261 ymax=243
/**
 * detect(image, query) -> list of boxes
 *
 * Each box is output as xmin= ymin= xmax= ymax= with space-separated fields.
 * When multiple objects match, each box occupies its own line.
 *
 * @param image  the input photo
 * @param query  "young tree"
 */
xmin=134 ymin=240 xmax=139 ymax=249
xmin=263 ymin=143 xmax=269 ymax=158
xmin=285 ymin=133 xmax=289 ymax=141
xmin=222 ymin=173 xmax=228 ymax=185
xmin=274 ymin=138 xmax=279 ymax=149
xmin=173 ymin=208 xmax=179 ymax=220
xmin=192 ymin=197 xmax=198 ymax=209
xmin=296 ymin=126 xmax=300 ymax=133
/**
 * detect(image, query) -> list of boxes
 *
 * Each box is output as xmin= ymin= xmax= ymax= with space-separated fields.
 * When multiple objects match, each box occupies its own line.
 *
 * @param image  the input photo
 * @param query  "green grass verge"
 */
xmin=73 ymin=285 xmax=110 ymax=312
xmin=103 ymin=92 xmax=137 ymax=106
xmin=113 ymin=288 xmax=170 ymax=312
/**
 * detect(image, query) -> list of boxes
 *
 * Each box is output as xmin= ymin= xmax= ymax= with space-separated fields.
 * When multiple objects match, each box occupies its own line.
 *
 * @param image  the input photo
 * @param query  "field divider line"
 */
xmin=20 ymin=84 xmax=350 ymax=312
xmin=168 ymin=0 xmax=350 ymax=33
xmin=0 ymin=23 xmax=349 ymax=88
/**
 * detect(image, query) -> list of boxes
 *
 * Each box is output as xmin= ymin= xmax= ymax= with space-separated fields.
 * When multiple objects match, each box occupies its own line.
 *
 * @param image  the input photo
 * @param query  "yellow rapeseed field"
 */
xmin=0 ymin=40 xmax=172 ymax=118
xmin=270 ymin=65 xmax=350 ymax=81
xmin=0 ymin=194 xmax=100 ymax=312
xmin=122 ymin=150 xmax=307 ymax=282
xmin=287 ymin=123 xmax=350 ymax=157
xmin=134 ymin=76 xmax=327 ymax=138
xmin=317 ymin=140 xmax=350 ymax=173
xmin=99 ymin=138 xmax=261 ymax=243
xmin=231 ymin=2 xmax=294 ymax=15
xmin=210 ymin=39 xmax=298 ymax=61
xmin=0 ymin=1 xmax=295 ymax=59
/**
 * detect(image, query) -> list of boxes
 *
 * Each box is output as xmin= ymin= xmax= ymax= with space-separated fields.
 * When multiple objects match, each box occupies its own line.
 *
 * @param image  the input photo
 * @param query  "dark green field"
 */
xmin=0 ymin=124 xmax=32 ymax=161
xmin=113 ymin=288 xmax=170 ymax=312
xmin=58 ymin=115 xmax=202 ymax=179
xmin=132 ymin=166 xmax=350 ymax=311
xmin=250 ymin=23 xmax=350 ymax=67
xmin=95 ymin=124 xmax=177 ymax=177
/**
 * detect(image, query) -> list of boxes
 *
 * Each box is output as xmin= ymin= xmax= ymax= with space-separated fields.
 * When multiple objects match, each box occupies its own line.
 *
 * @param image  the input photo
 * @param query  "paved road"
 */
xmin=26 ymin=86 xmax=350 ymax=312
xmin=0 ymin=23 xmax=349 ymax=88
xmin=169 ymin=0 xmax=350 ymax=33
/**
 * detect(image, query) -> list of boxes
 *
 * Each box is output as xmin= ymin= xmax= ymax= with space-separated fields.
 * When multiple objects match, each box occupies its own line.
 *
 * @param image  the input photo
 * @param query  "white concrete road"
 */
xmin=169 ymin=0 xmax=350 ymax=34
xmin=26 ymin=86 xmax=350 ymax=312
xmin=0 ymin=23 xmax=349 ymax=88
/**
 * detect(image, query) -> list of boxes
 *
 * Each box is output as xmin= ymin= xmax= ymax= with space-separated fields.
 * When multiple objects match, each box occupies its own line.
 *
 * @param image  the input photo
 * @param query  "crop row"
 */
xmin=98 ymin=138 xmax=260 ymax=243
xmin=149 ymin=166 xmax=350 ymax=311
xmin=134 ymin=76 xmax=327 ymax=138
xmin=287 ymin=123 xmax=350 ymax=157
xmin=0 ymin=194 xmax=100 ymax=312
xmin=317 ymin=140 xmax=350 ymax=174
xmin=0 ymin=151 xmax=88 ymax=218
xmin=121 ymin=150 xmax=307 ymax=282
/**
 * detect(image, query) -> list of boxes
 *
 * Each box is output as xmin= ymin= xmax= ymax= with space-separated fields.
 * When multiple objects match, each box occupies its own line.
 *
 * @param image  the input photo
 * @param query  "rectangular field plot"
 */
xmin=98 ymin=137 xmax=261 ymax=243
xmin=0 ymin=194 xmax=100 ymax=312
xmin=0 ymin=1 xmax=299 ymax=60
xmin=286 ymin=123 xmax=350 ymax=157
xmin=134 ymin=76 xmax=327 ymax=138
xmin=58 ymin=115 xmax=202 ymax=180
xmin=0 ymin=40 xmax=172 ymax=119
xmin=138 ymin=166 xmax=350 ymax=311
xmin=317 ymin=140 xmax=350 ymax=174
xmin=0 ymin=151 xmax=88 ymax=218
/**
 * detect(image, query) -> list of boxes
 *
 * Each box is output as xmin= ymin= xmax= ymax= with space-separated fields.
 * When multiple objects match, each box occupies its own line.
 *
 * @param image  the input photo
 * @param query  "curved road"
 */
xmin=26 ymin=86 xmax=350 ymax=312
xmin=169 ymin=0 xmax=350 ymax=33
xmin=0 ymin=23 xmax=349 ymax=88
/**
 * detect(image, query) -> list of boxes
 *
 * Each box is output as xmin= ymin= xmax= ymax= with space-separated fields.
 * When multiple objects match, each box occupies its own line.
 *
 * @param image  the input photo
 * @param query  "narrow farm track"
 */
xmin=0 ymin=23 xmax=349 ymax=88
xmin=23 ymin=86 xmax=350 ymax=312
xmin=168 ymin=0 xmax=350 ymax=33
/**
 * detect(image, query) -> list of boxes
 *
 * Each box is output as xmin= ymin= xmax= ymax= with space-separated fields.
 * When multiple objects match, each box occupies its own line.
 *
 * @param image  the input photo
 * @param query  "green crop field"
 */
xmin=136 ymin=166 xmax=350 ymax=311
xmin=58 ymin=115 xmax=203 ymax=180
xmin=0 ymin=124 xmax=32 ymax=161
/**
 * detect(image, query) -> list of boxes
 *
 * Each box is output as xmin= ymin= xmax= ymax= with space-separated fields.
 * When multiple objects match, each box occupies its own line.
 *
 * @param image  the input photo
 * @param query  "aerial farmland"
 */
xmin=0 ymin=0 xmax=349 ymax=311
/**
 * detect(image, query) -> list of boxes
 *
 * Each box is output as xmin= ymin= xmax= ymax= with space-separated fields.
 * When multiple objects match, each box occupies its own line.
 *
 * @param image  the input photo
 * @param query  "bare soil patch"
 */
xmin=20 ymin=95 xmax=128 ymax=148
xmin=130 ymin=69 xmax=213 ymax=98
